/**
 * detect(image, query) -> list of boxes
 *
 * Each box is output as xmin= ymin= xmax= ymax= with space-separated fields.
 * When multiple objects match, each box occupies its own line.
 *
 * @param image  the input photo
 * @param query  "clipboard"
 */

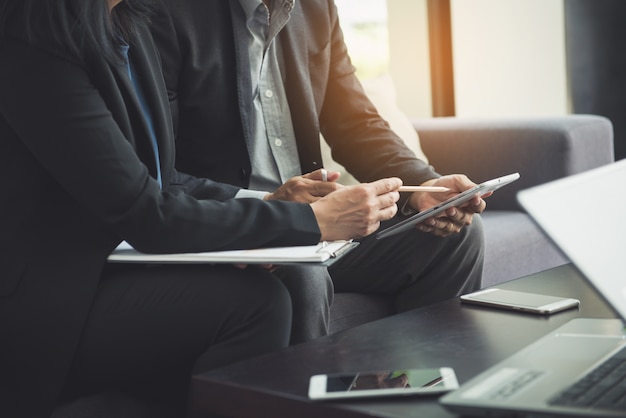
xmin=376 ymin=173 xmax=520 ymax=239
xmin=107 ymin=240 xmax=358 ymax=266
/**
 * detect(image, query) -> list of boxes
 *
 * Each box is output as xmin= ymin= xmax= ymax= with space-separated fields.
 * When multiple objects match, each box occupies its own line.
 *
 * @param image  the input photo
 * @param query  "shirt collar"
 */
xmin=237 ymin=0 xmax=295 ymax=21
xmin=238 ymin=0 xmax=263 ymax=21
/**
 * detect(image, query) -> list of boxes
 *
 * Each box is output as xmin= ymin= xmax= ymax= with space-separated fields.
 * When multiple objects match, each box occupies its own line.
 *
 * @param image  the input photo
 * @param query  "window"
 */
xmin=335 ymin=0 xmax=390 ymax=80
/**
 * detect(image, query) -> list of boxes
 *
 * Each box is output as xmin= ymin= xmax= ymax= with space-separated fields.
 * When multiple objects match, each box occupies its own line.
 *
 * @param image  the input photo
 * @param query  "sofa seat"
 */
xmin=481 ymin=210 xmax=567 ymax=288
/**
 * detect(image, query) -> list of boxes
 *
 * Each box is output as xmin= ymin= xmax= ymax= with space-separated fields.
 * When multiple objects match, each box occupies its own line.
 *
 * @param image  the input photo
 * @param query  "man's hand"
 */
xmin=311 ymin=178 xmax=401 ymax=241
xmin=264 ymin=169 xmax=342 ymax=203
xmin=409 ymin=175 xmax=487 ymax=237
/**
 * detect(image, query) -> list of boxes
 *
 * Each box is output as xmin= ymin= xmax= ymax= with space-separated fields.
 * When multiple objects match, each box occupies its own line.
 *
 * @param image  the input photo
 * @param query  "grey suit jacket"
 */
xmin=150 ymin=0 xmax=439 ymax=194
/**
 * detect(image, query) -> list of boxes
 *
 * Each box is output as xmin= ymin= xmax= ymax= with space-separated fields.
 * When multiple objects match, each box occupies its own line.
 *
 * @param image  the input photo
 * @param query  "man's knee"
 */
xmin=274 ymin=265 xmax=333 ymax=308
xmin=273 ymin=265 xmax=333 ymax=343
xmin=448 ymin=214 xmax=485 ymax=267
xmin=260 ymin=272 xmax=293 ymax=323
xmin=462 ymin=213 xmax=485 ymax=247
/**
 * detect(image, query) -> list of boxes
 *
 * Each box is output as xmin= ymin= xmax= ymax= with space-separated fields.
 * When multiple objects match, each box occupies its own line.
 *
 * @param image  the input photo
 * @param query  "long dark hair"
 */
xmin=0 ymin=0 xmax=153 ymax=63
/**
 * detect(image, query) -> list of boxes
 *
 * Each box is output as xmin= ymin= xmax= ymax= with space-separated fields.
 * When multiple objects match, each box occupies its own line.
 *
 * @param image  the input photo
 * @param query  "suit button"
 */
xmin=239 ymin=168 xmax=248 ymax=179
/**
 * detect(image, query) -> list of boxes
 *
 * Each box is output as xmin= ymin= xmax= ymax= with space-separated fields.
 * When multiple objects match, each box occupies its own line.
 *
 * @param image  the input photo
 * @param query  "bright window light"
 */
xmin=335 ymin=0 xmax=390 ymax=79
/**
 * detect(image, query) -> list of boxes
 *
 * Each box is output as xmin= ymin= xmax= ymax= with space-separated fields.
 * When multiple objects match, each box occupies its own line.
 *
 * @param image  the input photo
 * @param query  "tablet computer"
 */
xmin=376 ymin=173 xmax=520 ymax=239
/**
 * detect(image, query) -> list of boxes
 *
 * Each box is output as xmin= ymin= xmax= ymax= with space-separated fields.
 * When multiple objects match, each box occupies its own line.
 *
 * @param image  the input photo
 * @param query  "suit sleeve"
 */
xmin=0 ymin=36 xmax=320 ymax=254
xmin=314 ymin=1 xmax=439 ymax=187
xmin=171 ymin=169 xmax=241 ymax=201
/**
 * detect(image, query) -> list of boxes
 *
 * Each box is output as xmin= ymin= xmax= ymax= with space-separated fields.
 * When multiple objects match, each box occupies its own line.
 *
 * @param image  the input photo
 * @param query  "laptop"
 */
xmin=440 ymin=159 xmax=626 ymax=417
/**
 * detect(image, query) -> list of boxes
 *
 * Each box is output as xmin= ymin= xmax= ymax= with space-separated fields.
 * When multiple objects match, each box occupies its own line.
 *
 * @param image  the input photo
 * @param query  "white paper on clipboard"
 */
xmin=107 ymin=240 xmax=358 ymax=265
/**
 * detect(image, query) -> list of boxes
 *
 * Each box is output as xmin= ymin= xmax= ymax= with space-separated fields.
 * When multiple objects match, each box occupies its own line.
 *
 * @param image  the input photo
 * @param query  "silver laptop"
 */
xmin=440 ymin=159 xmax=626 ymax=417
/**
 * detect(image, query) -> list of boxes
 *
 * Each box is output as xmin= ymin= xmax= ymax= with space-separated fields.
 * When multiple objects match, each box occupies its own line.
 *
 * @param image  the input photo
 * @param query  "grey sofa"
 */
xmin=329 ymin=114 xmax=614 ymax=334
xmin=53 ymin=115 xmax=614 ymax=417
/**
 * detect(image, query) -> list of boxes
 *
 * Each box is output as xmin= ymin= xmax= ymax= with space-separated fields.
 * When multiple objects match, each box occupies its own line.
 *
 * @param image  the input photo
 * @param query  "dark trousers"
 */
xmin=273 ymin=264 xmax=333 ymax=344
xmin=332 ymin=214 xmax=485 ymax=312
xmin=59 ymin=263 xmax=292 ymax=416
xmin=272 ymin=214 xmax=485 ymax=344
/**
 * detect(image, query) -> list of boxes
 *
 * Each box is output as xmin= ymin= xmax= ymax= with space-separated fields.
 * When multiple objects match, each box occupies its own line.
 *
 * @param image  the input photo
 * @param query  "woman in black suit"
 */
xmin=0 ymin=0 xmax=401 ymax=416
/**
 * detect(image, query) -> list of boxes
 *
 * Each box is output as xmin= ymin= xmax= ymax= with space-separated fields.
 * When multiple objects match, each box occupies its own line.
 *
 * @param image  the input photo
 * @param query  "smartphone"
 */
xmin=460 ymin=288 xmax=580 ymax=314
xmin=308 ymin=367 xmax=459 ymax=400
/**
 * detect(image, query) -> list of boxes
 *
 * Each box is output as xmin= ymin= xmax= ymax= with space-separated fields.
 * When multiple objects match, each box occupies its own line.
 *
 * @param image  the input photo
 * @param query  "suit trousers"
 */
xmin=269 ymin=214 xmax=485 ymax=345
xmin=331 ymin=214 xmax=485 ymax=312
xmin=273 ymin=264 xmax=333 ymax=345
xmin=58 ymin=263 xmax=292 ymax=415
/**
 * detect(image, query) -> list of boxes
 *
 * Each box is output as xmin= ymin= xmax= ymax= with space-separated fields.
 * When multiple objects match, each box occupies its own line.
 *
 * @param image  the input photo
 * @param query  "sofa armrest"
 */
xmin=413 ymin=115 xmax=614 ymax=210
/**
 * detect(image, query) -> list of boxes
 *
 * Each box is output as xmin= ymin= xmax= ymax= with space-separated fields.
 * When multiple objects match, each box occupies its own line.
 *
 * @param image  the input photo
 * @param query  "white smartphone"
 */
xmin=308 ymin=367 xmax=459 ymax=400
xmin=376 ymin=172 xmax=520 ymax=239
xmin=460 ymin=288 xmax=580 ymax=314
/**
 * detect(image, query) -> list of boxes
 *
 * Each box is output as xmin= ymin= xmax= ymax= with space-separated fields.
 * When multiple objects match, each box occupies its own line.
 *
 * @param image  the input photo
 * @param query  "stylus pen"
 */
xmin=319 ymin=170 xmax=448 ymax=193
xmin=398 ymin=186 xmax=450 ymax=193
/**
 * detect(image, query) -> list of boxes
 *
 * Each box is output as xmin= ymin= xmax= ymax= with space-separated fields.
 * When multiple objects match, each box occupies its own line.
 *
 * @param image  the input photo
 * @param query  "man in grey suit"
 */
xmin=150 ymin=0 xmax=486 ymax=343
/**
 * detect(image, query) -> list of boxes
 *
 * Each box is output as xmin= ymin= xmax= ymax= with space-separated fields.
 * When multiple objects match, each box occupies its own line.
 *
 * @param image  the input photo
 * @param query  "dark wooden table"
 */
xmin=191 ymin=264 xmax=619 ymax=417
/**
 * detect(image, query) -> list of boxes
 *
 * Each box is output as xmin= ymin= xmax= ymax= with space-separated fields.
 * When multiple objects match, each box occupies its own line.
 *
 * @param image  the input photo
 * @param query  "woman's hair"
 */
xmin=0 ymin=0 xmax=153 ymax=63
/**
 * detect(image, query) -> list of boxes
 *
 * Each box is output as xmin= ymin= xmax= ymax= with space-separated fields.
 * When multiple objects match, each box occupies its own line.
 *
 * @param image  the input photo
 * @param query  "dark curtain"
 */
xmin=565 ymin=0 xmax=626 ymax=160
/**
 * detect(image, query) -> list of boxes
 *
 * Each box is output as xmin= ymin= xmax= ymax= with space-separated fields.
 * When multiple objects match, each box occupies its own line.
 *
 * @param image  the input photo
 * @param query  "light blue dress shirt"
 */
xmin=234 ymin=0 xmax=301 ymax=199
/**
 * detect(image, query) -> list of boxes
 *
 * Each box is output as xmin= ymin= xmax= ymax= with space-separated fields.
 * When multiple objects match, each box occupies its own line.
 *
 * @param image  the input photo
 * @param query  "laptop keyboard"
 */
xmin=549 ymin=345 xmax=626 ymax=411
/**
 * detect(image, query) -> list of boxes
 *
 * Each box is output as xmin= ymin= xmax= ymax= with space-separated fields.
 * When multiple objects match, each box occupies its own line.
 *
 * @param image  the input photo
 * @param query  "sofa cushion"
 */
xmin=416 ymin=116 xmax=615 ymax=210
xmin=481 ymin=211 xmax=568 ymax=287
xmin=321 ymin=74 xmax=428 ymax=185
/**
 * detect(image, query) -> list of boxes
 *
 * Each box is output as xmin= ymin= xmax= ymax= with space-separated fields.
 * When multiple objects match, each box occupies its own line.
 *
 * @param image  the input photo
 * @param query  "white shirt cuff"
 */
xmin=235 ymin=189 xmax=271 ymax=200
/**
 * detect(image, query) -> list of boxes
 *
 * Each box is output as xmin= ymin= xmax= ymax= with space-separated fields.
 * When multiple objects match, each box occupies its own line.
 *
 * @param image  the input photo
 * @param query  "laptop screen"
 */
xmin=517 ymin=159 xmax=626 ymax=321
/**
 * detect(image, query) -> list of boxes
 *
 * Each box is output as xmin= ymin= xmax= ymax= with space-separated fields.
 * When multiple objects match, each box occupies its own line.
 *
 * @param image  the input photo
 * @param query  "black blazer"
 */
xmin=150 ymin=0 xmax=439 ymax=191
xmin=0 ymin=17 xmax=319 ymax=417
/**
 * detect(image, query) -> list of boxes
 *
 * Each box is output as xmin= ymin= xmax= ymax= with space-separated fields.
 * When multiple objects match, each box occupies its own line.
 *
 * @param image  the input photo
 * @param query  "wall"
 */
xmin=387 ymin=0 xmax=433 ymax=118
xmin=387 ymin=0 xmax=569 ymax=119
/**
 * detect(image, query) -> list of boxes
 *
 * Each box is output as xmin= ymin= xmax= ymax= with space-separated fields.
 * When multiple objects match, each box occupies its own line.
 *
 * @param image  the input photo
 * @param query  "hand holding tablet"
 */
xmin=377 ymin=173 xmax=520 ymax=239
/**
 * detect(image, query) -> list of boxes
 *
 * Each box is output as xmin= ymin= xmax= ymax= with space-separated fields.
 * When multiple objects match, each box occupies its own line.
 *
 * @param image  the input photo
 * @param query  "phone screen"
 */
xmin=326 ymin=369 xmax=444 ymax=392
xmin=309 ymin=368 xmax=459 ymax=399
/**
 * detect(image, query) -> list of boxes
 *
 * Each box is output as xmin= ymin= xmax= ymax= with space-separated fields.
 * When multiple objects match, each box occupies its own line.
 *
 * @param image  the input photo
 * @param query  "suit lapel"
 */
xmin=229 ymin=0 xmax=256 ymax=152
xmin=129 ymin=24 xmax=176 ymax=187
xmin=279 ymin=1 xmax=324 ymax=173
xmin=108 ymin=56 xmax=160 ymax=177
xmin=109 ymin=25 xmax=174 ymax=188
